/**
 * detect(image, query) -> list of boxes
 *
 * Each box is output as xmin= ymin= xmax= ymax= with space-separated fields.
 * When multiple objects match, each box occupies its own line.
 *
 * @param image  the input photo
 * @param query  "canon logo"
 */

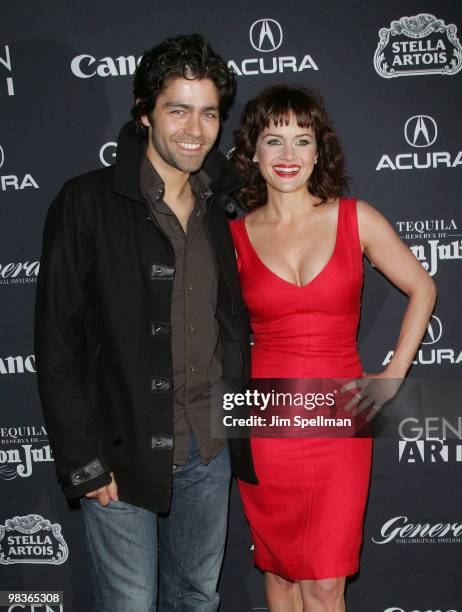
xmin=372 ymin=515 xmax=462 ymax=544
xmin=0 ymin=355 xmax=36 ymax=374
xmin=71 ymin=53 xmax=142 ymax=78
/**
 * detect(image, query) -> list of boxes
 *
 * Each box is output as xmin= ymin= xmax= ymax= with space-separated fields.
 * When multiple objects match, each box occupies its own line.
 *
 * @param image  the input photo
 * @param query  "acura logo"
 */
xmin=0 ymin=145 xmax=4 ymax=168
xmin=404 ymin=115 xmax=438 ymax=148
xmin=249 ymin=19 xmax=283 ymax=52
xmin=422 ymin=315 xmax=442 ymax=345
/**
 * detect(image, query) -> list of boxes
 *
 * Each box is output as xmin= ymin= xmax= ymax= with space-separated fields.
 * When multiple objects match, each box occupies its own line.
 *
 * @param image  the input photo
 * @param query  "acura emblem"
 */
xmin=249 ymin=19 xmax=283 ymax=52
xmin=422 ymin=314 xmax=442 ymax=345
xmin=404 ymin=115 xmax=438 ymax=148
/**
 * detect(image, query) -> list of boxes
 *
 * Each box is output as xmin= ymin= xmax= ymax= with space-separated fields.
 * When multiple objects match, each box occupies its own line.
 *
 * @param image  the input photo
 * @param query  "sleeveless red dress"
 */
xmin=230 ymin=199 xmax=372 ymax=580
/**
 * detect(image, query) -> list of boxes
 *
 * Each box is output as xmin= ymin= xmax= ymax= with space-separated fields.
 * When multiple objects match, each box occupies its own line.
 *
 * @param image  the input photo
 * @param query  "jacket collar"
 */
xmin=113 ymin=121 xmax=243 ymax=204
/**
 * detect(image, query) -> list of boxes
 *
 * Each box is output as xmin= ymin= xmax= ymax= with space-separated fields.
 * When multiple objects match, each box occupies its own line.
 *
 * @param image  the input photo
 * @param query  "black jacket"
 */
xmin=35 ymin=121 xmax=257 ymax=512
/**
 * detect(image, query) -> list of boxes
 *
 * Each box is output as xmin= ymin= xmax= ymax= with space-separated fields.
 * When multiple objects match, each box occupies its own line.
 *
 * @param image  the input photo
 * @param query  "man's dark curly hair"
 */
xmin=231 ymin=85 xmax=348 ymax=209
xmin=132 ymin=33 xmax=236 ymax=135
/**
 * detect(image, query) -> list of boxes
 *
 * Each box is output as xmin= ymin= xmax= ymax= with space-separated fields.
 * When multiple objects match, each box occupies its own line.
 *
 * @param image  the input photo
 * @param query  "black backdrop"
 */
xmin=1 ymin=2 xmax=461 ymax=611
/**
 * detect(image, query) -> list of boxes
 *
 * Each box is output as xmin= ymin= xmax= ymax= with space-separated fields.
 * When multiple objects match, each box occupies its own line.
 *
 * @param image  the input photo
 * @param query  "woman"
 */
xmin=229 ymin=85 xmax=436 ymax=611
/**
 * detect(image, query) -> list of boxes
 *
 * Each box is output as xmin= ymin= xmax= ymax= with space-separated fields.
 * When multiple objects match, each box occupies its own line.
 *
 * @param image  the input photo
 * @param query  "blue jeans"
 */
xmin=81 ymin=435 xmax=231 ymax=611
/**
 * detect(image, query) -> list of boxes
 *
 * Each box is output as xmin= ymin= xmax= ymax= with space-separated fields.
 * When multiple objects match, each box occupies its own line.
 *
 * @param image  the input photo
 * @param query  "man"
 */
xmin=35 ymin=34 xmax=257 ymax=612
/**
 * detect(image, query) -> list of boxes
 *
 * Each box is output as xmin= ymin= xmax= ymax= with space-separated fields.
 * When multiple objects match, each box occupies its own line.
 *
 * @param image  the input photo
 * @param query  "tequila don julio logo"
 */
xmin=0 ymin=514 xmax=69 ymax=565
xmin=374 ymin=13 xmax=462 ymax=78
xmin=0 ymin=425 xmax=53 ymax=480
xmin=395 ymin=217 xmax=462 ymax=277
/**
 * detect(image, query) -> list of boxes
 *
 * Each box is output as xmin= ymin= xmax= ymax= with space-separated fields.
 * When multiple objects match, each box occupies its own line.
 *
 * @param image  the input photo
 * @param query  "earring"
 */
xmin=314 ymin=158 xmax=318 ymax=165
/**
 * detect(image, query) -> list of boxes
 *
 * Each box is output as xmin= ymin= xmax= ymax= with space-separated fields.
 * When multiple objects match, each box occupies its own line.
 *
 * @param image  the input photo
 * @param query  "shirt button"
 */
xmin=190 ymin=365 xmax=195 ymax=373
xmin=189 ymin=324 xmax=195 ymax=333
xmin=187 ymin=285 xmax=193 ymax=292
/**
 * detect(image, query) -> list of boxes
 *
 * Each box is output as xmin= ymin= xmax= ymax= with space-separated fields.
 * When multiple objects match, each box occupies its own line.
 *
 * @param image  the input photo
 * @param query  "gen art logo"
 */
xmin=398 ymin=416 xmax=462 ymax=464
xmin=0 ymin=45 xmax=14 ymax=96
xmin=374 ymin=13 xmax=462 ymax=78
xmin=227 ymin=18 xmax=318 ymax=77
xmin=0 ymin=514 xmax=69 ymax=565
xmin=376 ymin=115 xmax=462 ymax=171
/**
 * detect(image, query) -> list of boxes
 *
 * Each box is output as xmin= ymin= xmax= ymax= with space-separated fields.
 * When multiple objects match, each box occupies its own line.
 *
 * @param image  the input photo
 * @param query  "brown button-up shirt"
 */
xmin=140 ymin=157 xmax=226 ymax=465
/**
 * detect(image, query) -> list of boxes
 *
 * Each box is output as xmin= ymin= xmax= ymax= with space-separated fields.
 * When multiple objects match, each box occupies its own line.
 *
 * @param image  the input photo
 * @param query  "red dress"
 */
xmin=230 ymin=198 xmax=372 ymax=580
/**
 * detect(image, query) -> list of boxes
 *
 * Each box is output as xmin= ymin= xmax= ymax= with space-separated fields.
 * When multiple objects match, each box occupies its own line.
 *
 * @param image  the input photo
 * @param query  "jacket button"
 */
xmin=155 ymin=439 xmax=163 ymax=446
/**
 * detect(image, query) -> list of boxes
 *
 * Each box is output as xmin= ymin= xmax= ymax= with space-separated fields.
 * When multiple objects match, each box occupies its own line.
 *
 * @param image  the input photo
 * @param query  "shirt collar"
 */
xmin=140 ymin=156 xmax=213 ymax=214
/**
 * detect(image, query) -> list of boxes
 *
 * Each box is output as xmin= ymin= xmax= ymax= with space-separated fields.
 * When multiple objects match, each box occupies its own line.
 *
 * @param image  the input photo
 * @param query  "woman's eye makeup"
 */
xmin=262 ymin=135 xmax=313 ymax=146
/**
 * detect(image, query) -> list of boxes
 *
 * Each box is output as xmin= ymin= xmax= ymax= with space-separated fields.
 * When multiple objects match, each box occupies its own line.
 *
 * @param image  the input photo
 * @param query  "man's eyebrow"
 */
xmin=164 ymin=102 xmax=219 ymax=111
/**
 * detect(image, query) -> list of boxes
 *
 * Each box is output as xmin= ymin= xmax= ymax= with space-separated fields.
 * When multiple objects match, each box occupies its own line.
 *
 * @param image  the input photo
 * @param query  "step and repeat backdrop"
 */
xmin=1 ymin=1 xmax=461 ymax=611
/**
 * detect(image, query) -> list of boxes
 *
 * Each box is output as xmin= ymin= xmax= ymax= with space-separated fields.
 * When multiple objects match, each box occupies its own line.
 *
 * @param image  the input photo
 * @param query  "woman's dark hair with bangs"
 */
xmin=231 ymin=85 xmax=348 ymax=209
xmin=132 ymin=33 xmax=236 ymax=137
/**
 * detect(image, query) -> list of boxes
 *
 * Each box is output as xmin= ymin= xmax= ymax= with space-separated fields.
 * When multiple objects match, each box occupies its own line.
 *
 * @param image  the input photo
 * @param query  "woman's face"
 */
xmin=253 ymin=113 xmax=318 ymax=196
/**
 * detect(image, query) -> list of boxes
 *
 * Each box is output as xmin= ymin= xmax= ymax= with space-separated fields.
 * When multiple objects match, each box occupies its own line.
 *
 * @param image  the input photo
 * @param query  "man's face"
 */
xmin=141 ymin=77 xmax=220 ymax=174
